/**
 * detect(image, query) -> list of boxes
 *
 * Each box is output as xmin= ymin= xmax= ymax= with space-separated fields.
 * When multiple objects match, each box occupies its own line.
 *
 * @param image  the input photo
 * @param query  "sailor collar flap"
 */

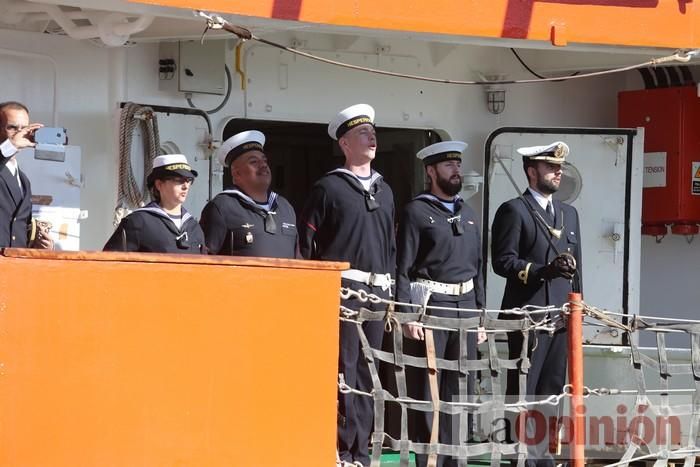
xmin=415 ymin=193 xmax=464 ymax=211
xmin=133 ymin=202 xmax=194 ymax=232
xmin=328 ymin=168 xmax=384 ymax=211
xmin=221 ymin=188 xmax=280 ymax=233
xmin=414 ymin=193 xmax=467 ymax=235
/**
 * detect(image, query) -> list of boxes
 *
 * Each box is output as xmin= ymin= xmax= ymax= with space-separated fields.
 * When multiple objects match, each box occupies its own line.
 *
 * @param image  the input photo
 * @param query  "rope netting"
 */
xmin=338 ymin=287 xmax=700 ymax=467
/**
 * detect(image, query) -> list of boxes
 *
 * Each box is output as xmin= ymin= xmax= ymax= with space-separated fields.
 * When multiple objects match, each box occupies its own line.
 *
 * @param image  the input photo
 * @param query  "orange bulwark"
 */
xmin=130 ymin=0 xmax=700 ymax=49
xmin=0 ymin=249 xmax=345 ymax=467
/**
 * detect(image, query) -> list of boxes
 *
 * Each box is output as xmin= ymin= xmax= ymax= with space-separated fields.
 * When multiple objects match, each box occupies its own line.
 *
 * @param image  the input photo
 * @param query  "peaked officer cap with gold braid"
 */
xmin=517 ymin=141 xmax=569 ymax=164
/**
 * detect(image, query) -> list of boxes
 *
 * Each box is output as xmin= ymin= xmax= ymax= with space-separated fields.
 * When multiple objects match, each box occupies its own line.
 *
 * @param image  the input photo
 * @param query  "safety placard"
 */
xmin=693 ymin=161 xmax=700 ymax=195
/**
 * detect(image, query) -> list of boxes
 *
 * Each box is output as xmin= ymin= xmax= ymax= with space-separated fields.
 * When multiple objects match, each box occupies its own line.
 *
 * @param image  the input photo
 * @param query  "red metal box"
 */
xmin=618 ymin=85 xmax=700 ymax=235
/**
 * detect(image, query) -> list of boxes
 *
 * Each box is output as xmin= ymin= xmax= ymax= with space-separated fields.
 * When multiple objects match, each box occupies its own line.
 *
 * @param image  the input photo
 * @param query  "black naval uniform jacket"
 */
xmin=199 ymin=188 xmax=297 ymax=259
xmin=0 ymin=160 xmax=32 ymax=248
xmin=299 ymin=169 xmax=395 ymax=275
xmin=491 ymin=189 xmax=582 ymax=311
xmin=104 ymin=202 xmax=206 ymax=254
xmin=396 ymin=193 xmax=485 ymax=310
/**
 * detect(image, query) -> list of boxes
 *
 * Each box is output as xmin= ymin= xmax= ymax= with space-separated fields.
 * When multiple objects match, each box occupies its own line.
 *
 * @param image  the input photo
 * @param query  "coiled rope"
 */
xmin=114 ymin=102 xmax=161 ymax=226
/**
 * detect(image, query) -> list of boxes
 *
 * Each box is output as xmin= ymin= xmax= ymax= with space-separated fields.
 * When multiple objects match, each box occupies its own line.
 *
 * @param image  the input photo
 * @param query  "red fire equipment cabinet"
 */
xmin=618 ymin=85 xmax=700 ymax=238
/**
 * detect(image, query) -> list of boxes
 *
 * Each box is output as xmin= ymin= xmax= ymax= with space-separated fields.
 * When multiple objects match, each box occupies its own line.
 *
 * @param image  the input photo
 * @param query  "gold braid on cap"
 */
xmin=164 ymin=163 xmax=192 ymax=171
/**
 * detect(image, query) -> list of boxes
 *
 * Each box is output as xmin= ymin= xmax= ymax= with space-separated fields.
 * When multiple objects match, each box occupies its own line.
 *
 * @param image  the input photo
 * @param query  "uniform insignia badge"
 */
xmin=246 ymin=232 xmax=254 ymax=244
xmin=518 ymin=263 xmax=532 ymax=285
xmin=242 ymin=223 xmax=254 ymax=228
xmin=554 ymin=143 xmax=564 ymax=158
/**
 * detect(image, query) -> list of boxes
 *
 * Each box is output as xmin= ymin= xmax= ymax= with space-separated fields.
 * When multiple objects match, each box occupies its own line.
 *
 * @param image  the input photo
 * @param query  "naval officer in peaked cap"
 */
xmin=491 ymin=141 xmax=582 ymax=467
xmin=199 ymin=130 xmax=297 ymax=258
xmin=396 ymin=140 xmax=485 ymax=467
xmin=299 ymin=104 xmax=395 ymax=467
xmin=104 ymin=154 xmax=206 ymax=253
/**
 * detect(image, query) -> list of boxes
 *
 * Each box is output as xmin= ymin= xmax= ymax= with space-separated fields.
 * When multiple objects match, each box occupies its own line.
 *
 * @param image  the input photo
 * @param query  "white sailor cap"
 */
xmin=328 ymin=103 xmax=375 ymax=140
xmin=216 ymin=130 xmax=266 ymax=167
xmin=147 ymin=154 xmax=198 ymax=187
xmin=517 ymin=141 xmax=569 ymax=164
xmin=416 ymin=140 xmax=467 ymax=166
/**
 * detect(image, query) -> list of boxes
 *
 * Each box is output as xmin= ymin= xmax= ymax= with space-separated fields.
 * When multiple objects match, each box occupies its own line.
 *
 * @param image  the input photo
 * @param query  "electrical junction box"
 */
xmin=618 ymin=85 xmax=700 ymax=236
xmin=158 ymin=40 xmax=225 ymax=95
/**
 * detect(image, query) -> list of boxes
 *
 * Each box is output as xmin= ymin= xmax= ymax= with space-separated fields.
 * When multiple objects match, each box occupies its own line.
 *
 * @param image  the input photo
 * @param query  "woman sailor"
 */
xmin=104 ymin=154 xmax=206 ymax=254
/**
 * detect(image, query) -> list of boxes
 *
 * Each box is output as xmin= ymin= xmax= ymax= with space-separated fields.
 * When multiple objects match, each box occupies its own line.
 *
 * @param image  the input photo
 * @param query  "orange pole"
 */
xmin=567 ymin=292 xmax=584 ymax=467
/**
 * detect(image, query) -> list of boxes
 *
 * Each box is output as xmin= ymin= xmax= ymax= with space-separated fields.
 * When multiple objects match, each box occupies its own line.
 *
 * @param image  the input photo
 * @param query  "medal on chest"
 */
xmin=241 ymin=224 xmax=255 ymax=244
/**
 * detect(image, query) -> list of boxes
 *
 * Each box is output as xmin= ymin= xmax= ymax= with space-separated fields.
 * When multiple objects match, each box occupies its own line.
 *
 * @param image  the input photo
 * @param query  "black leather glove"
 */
xmin=540 ymin=252 xmax=577 ymax=280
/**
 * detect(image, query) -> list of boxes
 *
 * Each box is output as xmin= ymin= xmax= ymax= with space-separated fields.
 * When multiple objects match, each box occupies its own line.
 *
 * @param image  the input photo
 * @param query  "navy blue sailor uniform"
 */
xmin=104 ymin=202 xmax=206 ymax=254
xmin=299 ymin=168 xmax=396 ymax=466
xmin=396 ymin=193 xmax=484 ymax=466
xmin=0 ymin=160 xmax=32 ymax=247
xmin=199 ymin=188 xmax=297 ymax=258
xmin=491 ymin=189 xmax=582 ymax=459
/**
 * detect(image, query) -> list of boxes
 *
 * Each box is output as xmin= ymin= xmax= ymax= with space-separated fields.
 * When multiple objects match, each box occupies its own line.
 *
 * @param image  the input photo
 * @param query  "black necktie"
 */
xmin=546 ymin=201 xmax=554 ymax=221
xmin=14 ymin=167 xmax=23 ymax=194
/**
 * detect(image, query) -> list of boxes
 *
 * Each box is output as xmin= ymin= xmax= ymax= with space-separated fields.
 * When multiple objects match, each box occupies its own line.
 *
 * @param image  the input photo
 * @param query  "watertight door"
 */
xmin=483 ymin=127 xmax=643 ymax=345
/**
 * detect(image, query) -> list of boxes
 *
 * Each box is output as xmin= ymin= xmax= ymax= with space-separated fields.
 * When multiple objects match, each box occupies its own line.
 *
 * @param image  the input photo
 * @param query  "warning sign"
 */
xmin=693 ymin=162 xmax=700 ymax=195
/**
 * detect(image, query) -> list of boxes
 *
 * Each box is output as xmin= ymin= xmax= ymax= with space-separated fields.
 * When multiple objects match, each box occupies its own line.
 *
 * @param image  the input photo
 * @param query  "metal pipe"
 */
xmin=113 ymin=14 xmax=154 ymax=36
xmin=2 ymin=1 xmax=152 ymax=45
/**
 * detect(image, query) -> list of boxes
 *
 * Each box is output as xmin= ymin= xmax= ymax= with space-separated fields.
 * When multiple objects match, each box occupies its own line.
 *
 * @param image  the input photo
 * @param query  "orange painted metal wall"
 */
xmin=0 ymin=249 xmax=345 ymax=467
xmin=131 ymin=0 xmax=700 ymax=49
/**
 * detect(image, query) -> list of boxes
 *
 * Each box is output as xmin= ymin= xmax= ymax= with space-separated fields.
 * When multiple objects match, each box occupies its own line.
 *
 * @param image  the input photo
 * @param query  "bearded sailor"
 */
xmin=200 ymin=130 xmax=297 ymax=258
xmin=396 ymin=140 xmax=485 ymax=467
xmin=299 ymin=104 xmax=395 ymax=467
xmin=104 ymin=154 xmax=205 ymax=254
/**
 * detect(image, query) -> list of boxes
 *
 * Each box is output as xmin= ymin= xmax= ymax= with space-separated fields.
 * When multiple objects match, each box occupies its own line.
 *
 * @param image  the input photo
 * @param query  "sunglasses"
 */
xmin=164 ymin=176 xmax=194 ymax=185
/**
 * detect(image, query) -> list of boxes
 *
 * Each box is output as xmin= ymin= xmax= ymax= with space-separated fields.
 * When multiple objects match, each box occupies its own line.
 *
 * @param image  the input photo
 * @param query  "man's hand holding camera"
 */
xmin=9 ymin=123 xmax=44 ymax=151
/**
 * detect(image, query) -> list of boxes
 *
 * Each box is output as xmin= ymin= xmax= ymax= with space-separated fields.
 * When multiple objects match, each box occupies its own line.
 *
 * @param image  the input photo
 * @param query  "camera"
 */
xmin=35 ymin=127 xmax=67 ymax=145
xmin=34 ymin=127 xmax=68 ymax=162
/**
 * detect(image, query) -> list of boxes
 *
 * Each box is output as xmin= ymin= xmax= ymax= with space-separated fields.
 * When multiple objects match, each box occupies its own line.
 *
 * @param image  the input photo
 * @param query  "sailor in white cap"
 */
xmin=199 ymin=130 xmax=297 ymax=258
xmin=491 ymin=141 xmax=582 ymax=463
xmin=299 ymin=104 xmax=395 ymax=467
xmin=104 ymin=154 xmax=205 ymax=253
xmin=395 ymin=140 xmax=485 ymax=467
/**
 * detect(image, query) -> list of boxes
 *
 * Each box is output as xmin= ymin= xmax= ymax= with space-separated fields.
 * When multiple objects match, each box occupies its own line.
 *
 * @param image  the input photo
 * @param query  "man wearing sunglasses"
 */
xmin=0 ymin=101 xmax=52 ymax=249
